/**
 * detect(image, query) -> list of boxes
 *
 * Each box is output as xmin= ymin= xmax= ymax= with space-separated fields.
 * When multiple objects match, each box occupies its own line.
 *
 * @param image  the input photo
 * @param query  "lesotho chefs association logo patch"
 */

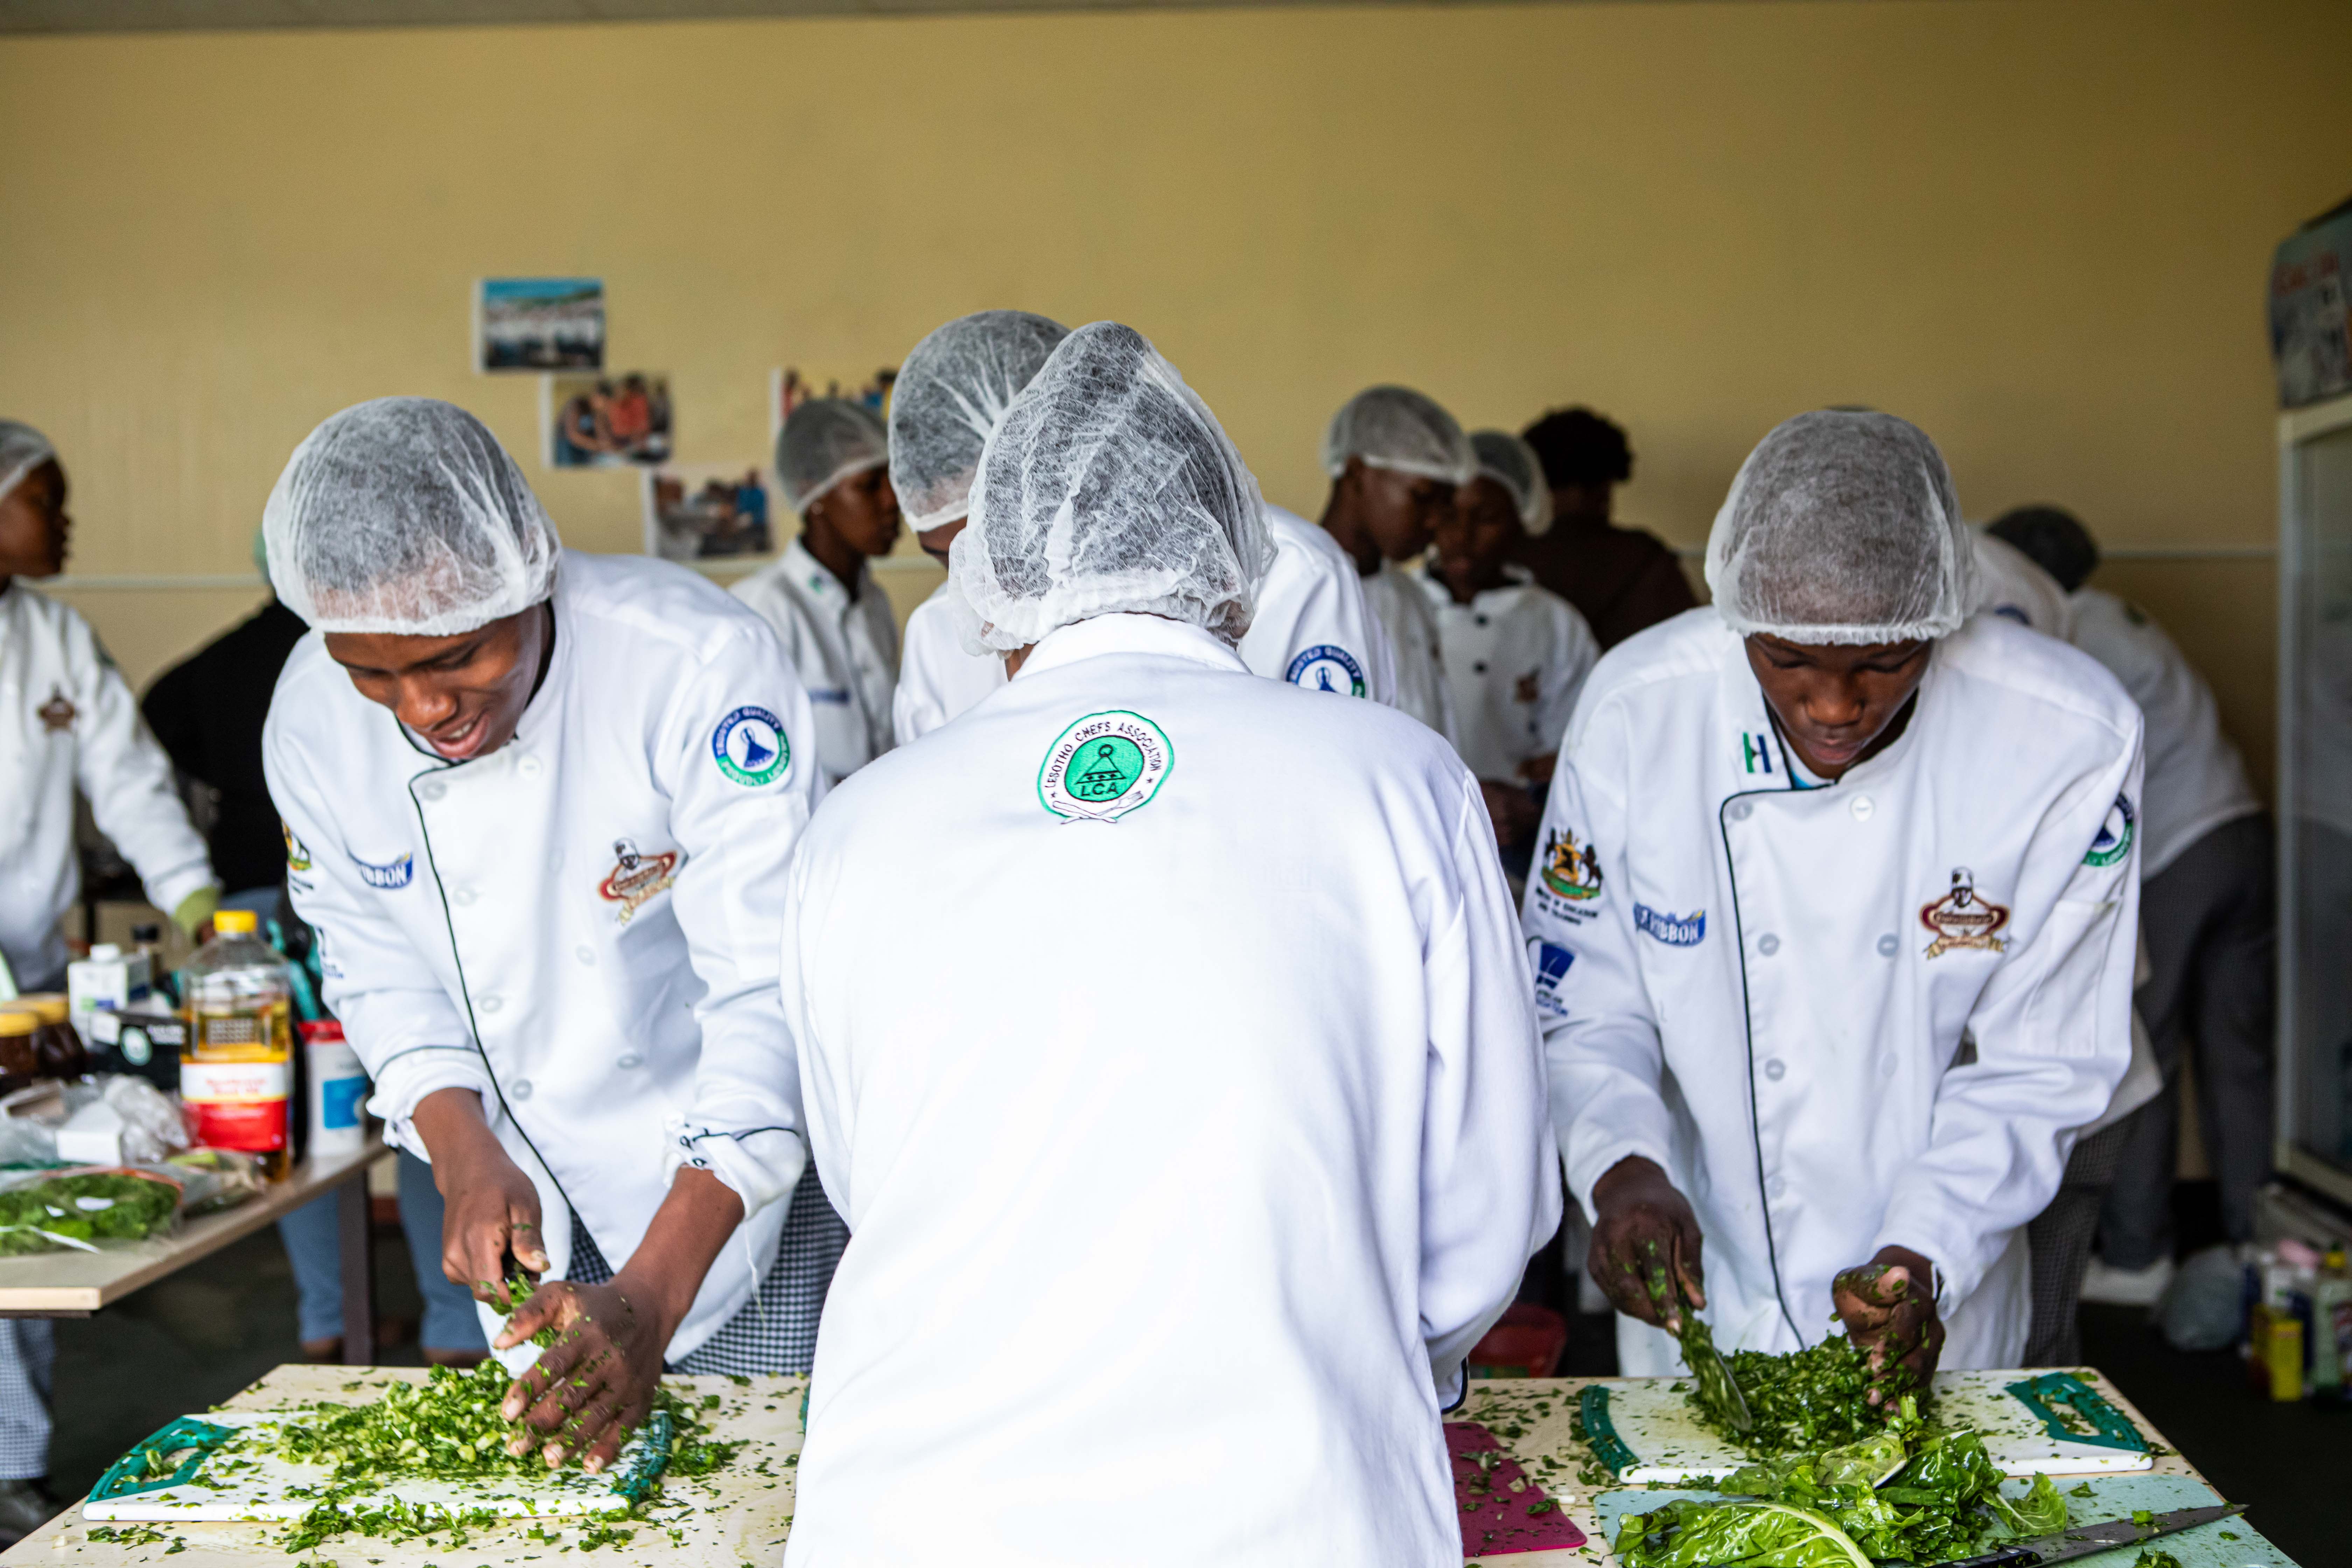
xmin=1920 ymin=867 xmax=2009 ymax=958
xmin=597 ymin=838 xmax=681 ymax=925
xmin=1038 ymin=711 xmax=1172 ymax=823
xmin=712 ymin=706 xmax=790 ymax=787
xmin=2084 ymin=793 xmax=2136 ymax=867
xmin=1539 ymin=826 xmax=1604 ymax=902
xmin=1285 ymin=644 xmax=1366 ymax=698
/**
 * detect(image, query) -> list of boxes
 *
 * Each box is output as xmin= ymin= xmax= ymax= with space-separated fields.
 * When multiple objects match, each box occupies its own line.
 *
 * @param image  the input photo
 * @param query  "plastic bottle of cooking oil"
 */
xmin=180 ymin=910 xmax=295 ymax=1181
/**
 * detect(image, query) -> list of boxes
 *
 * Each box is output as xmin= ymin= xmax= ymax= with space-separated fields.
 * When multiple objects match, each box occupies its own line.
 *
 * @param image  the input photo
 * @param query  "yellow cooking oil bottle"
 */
xmin=180 ymin=909 xmax=295 ymax=1181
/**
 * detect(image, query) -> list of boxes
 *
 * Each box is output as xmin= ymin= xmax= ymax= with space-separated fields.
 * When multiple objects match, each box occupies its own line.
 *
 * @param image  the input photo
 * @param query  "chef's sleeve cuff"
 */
xmin=169 ymin=885 xmax=222 ymax=940
xmin=365 ymin=1056 xmax=496 ymax=1159
xmin=1564 ymin=1133 xmax=1674 ymax=1227
xmin=667 ymin=1123 xmax=808 ymax=1224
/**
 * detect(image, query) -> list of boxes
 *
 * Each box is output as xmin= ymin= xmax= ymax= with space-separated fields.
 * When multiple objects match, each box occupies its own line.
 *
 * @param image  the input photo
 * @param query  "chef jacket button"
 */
xmin=419 ymin=780 xmax=446 ymax=802
xmin=453 ymin=888 xmax=476 ymax=907
xmin=1766 ymin=1175 xmax=1787 ymax=1199
xmin=616 ymin=1053 xmax=643 ymax=1070
xmin=1850 ymin=794 xmax=1874 ymax=820
xmin=1475 ymin=614 xmax=1490 ymax=627
xmin=509 ymin=1078 xmax=532 ymax=1100
xmin=1473 ymin=660 xmax=1489 ymax=674
xmin=1764 ymin=1057 xmax=1787 ymax=1081
xmin=1757 ymin=933 xmax=1780 ymax=955
xmin=1879 ymin=1052 xmax=1899 ymax=1079
xmin=478 ymin=994 xmax=503 ymax=1014
xmin=1877 ymin=933 xmax=1899 ymax=957
xmin=517 ymin=755 xmax=543 ymax=779
xmin=1729 ymin=800 xmax=1753 ymax=822
xmin=575 ymin=945 xmax=595 ymax=965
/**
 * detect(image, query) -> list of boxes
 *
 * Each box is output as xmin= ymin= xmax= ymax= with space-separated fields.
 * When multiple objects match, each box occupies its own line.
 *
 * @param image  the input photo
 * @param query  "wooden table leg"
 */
xmin=338 ymin=1170 xmax=374 ymax=1366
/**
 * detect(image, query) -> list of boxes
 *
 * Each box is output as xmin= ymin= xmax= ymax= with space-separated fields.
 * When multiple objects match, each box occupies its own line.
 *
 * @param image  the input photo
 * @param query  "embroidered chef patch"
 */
xmin=712 ymin=705 xmax=790 ymax=787
xmin=353 ymin=852 xmax=414 ymax=891
xmin=1635 ymin=904 xmax=1706 ymax=946
xmin=1538 ymin=826 xmax=1604 ymax=903
xmin=1920 ymin=867 xmax=2009 ymax=958
xmin=1528 ymin=939 xmax=1575 ymax=1017
xmin=1285 ymin=644 xmax=1366 ymax=698
xmin=1740 ymin=731 xmax=1776 ymax=775
xmin=282 ymin=822 xmax=312 ymax=873
xmin=2084 ymin=793 xmax=2136 ymax=867
xmin=597 ymin=838 xmax=681 ymax=924
xmin=1038 ymin=711 xmax=1172 ymax=823
xmin=36 ymin=686 xmax=75 ymax=734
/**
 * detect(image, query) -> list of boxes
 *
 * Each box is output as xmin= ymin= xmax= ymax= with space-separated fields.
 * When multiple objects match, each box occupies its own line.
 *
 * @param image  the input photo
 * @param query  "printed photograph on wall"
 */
xmin=770 ymin=365 xmax=896 ymax=444
xmin=644 ymin=462 xmax=776 ymax=562
xmin=543 ymin=371 xmax=673 ymax=468
xmin=476 ymin=277 xmax=604 ymax=372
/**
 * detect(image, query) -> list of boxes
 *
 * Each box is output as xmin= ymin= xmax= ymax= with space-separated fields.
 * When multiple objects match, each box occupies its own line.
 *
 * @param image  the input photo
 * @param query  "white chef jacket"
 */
xmin=782 ymin=613 xmax=1556 ymax=1568
xmin=889 ymin=505 xmax=1394 ymax=743
xmin=264 ymin=551 xmax=822 ymax=1362
xmin=1419 ymin=565 xmax=1600 ymax=783
xmin=0 ymin=581 xmax=212 ymax=989
xmin=731 ymin=538 xmax=899 ymax=787
xmin=1526 ymin=608 xmax=2142 ymax=1374
xmin=1365 ymin=558 xmax=1460 ymax=748
xmin=1972 ymin=529 xmax=2073 ymax=638
xmin=2067 ymin=588 xmax=2259 ymax=878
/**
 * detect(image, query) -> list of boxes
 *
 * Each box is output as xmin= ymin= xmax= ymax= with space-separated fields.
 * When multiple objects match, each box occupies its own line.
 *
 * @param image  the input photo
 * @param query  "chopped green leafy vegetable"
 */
xmin=2132 ymin=1552 xmax=2183 ymax=1568
xmin=1701 ymin=1335 xmax=1926 ymax=1454
xmin=0 ymin=1171 xmax=179 ymax=1254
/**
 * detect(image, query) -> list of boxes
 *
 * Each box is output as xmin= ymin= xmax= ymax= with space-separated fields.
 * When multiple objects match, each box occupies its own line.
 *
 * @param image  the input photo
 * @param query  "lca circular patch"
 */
xmin=1038 ymin=711 xmax=1172 ymax=823
xmin=2084 ymin=792 xmax=2136 ymax=867
xmin=713 ymin=705 xmax=790 ymax=787
xmin=1285 ymin=643 xmax=1366 ymax=698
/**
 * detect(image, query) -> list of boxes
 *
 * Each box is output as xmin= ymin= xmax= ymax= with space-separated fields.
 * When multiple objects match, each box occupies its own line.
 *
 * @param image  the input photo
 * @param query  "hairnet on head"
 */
xmin=1321 ymin=385 xmax=1474 ymax=484
xmin=0 ymin=422 xmax=56 ymax=508
xmin=776 ymin=399 xmax=888 ymax=514
xmin=1704 ymin=410 xmax=1974 ymax=645
xmin=1987 ymin=504 xmax=2099 ymax=594
xmin=953 ymin=321 xmax=1273 ymax=653
xmin=888 ymin=311 xmax=1070 ymax=533
xmin=1468 ymin=429 xmax=1554 ymax=535
xmin=263 ymin=397 xmax=561 ymax=637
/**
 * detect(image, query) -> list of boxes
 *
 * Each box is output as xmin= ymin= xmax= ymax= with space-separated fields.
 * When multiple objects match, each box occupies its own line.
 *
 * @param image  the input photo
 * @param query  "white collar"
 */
xmin=1015 ymin=614 xmax=1248 ymax=681
xmin=783 ymin=536 xmax=864 ymax=607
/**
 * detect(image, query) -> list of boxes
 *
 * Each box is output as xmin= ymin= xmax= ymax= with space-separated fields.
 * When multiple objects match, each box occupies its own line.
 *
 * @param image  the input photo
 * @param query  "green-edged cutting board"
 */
xmin=80 ymin=1408 xmax=668 ymax=1524
xmin=1593 ymin=1472 xmax=2298 ymax=1567
xmin=1579 ymin=1368 xmax=2154 ymax=1483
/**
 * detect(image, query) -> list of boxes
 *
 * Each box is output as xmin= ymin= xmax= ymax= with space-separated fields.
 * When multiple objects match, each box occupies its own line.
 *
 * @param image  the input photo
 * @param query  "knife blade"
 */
xmin=1934 ymin=1501 xmax=2245 ymax=1567
xmin=1672 ymin=1286 xmax=1753 ymax=1435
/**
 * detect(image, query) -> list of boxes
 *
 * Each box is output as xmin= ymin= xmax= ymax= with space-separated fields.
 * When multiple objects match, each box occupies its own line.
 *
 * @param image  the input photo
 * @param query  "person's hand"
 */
xmin=1587 ymin=1155 xmax=1706 ymax=1330
xmin=1479 ymin=780 xmax=1542 ymax=851
xmin=1832 ymin=1246 xmax=1945 ymax=1401
xmin=497 ymin=1280 xmax=664 ymax=1472
xmin=411 ymin=1088 xmax=547 ymax=1309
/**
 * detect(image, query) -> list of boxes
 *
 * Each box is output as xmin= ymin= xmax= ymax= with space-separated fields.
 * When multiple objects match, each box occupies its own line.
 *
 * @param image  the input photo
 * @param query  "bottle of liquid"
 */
xmin=180 ymin=910 xmax=295 ymax=1181
xmin=2315 ymin=1248 xmax=2351 ymax=1399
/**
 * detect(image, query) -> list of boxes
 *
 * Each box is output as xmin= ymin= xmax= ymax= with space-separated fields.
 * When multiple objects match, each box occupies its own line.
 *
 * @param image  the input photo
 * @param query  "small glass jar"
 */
xmin=0 ymin=1011 xmax=39 ymax=1089
xmin=14 ymin=995 xmax=88 ymax=1078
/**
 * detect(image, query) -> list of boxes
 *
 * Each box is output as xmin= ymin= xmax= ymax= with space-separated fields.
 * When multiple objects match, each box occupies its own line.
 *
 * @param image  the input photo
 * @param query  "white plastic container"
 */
xmin=300 ymin=1020 xmax=368 ymax=1156
xmin=67 ymin=944 xmax=153 ymax=1042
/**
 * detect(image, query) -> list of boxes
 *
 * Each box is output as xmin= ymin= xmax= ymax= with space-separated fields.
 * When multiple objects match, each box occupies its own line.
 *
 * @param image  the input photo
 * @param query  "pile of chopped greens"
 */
xmin=1614 ymin=1398 xmax=2068 ymax=1568
xmin=1703 ymin=1332 xmax=1927 ymax=1454
xmin=0 ymin=1170 xmax=179 ymax=1254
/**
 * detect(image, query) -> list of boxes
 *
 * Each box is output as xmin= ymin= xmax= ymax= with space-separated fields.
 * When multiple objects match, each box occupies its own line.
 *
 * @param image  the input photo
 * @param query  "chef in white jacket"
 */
xmin=0 ymin=422 xmax=219 ymax=993
xmin=731 ymin=400 xmax=901 ymax=786
xmin=781 ymin=323 xmax=1556 ymax=1568
xmin=261 ymin=399 xmax=834 ymax=1471
xmin=1531 ymin=411 xmax=2142 ymax=1381
xmin=887 ymin=312 xmax=1394 ymax=742
xmin=1318 ymin=384 xmax=1468 ymax=746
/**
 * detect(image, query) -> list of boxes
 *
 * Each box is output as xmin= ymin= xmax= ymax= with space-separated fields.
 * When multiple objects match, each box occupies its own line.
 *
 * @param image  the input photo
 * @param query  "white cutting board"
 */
xmin=81 ymin=1409 xmax=659 ymax=1523
xmin=1579 ymin=1368 xmax=2156 ymax=1484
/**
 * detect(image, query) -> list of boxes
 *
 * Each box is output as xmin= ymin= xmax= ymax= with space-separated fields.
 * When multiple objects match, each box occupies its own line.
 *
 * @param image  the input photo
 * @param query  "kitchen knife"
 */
xmin=1935 ymin=1502 xmax=2246 ymax=1568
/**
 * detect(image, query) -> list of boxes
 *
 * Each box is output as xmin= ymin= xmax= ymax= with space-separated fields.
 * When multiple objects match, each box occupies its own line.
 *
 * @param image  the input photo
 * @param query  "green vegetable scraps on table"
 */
xmin=0 ymin=1171 xmax=179 ymax=1254
xmin=1613 ymin=1396 xmax=2069 ymax=1568
xmin=2132 ymin=1553 xmax=2184 ymax=1568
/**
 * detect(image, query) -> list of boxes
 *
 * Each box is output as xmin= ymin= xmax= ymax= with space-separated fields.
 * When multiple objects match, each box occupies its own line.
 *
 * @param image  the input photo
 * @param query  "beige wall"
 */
xmin=4 ymin=0 xmax=2343 ymax=793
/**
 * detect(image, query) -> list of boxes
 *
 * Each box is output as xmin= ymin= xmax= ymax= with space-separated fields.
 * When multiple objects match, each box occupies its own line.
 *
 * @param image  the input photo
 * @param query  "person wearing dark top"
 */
xmin=141 ymin=597 xmax=309 ymax=895
xmin=1514 ymin=407 xmax=1697 ymax=649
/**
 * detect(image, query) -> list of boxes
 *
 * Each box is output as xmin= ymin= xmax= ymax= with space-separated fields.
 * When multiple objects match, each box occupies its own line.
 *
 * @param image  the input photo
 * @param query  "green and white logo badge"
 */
xmin=1038 ymin=710 xmax=1172 ymax=823
xmin=2084 ymin=792 xmax=2136 ymax=867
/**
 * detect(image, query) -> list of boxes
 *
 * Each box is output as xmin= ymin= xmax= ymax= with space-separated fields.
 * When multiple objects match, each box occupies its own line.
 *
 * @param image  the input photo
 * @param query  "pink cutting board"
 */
xmin=1447 ymin=1420 xmax=1587 ymax=1558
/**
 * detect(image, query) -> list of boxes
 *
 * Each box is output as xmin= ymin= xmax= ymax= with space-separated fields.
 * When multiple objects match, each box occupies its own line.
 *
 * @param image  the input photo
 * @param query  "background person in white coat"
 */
xmin=779 ymin=323 xmax=1557 ymax=1568
xmin=887 ymin=309 xmax=1395 ymax=743
xmin=0 ymin=421 xmax=220 ymax=1542
xmin=1990 ymin=504 xmax=2273 ymax=1304
xmin=262 ymin=399 xmax=836 ymax=1472
xmin=1423 ymin=428 xmax=1600 ymax=861
xmin=1318 ymin=383 xmax=1469 ymax=746
xmin=1529 ymin=411 xmax=2142 ymax=1384
xmin=731 ymin=400 xmax=901 ymax=786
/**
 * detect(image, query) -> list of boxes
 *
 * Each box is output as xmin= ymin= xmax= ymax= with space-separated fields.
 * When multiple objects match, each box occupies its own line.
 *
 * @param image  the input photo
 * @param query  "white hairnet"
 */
xmin=1320 ymin=385 xmax=1474 ymax=484
xmin=776 ymin=398 xmax=888 ymax=514
xmin=0 ymin=422 xmax=56 ymax=508
xmin=263 ymin=397 xmax=561 ymax=637
xmin=1704 ymin=410 xmax=1975 ymax=645
xmin=953 ymin=321 xmax=1273 ymax=653
xmin=888 ymin=311 xmax=1070 ymax=533
xmin=1468 ymin=429 xmax=1554 ymax=535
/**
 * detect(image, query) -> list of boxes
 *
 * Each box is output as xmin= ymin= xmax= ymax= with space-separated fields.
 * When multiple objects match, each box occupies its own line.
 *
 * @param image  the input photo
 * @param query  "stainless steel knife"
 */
xmin=1935 ymin=1502 xmax=2246 ymax=1567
